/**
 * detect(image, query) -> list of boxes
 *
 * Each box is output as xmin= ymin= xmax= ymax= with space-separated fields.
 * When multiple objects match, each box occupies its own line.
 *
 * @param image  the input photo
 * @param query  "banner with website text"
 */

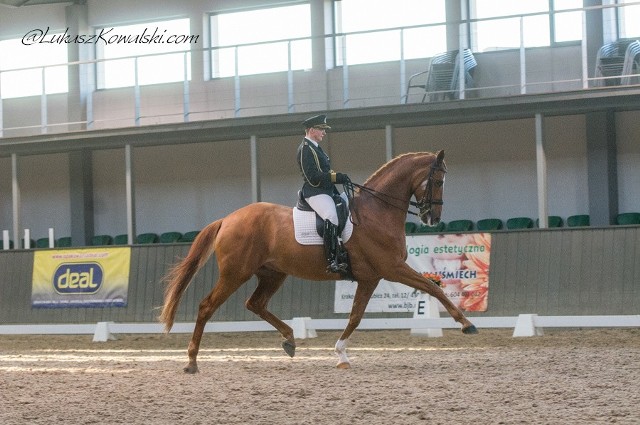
xmin=32 ymin=247 xmax=131 ymax=308
xmin=335 ymin=233 xmax=490 ymax=313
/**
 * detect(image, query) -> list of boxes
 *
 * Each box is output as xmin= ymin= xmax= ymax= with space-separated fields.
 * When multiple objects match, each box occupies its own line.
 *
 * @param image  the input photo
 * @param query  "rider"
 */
xmin=297 ymin=114 xmax=350 ymax=274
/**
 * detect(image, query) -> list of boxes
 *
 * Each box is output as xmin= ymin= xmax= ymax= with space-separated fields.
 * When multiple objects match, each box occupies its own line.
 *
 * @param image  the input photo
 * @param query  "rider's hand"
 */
xmin=335 ymin=173 xmax=350 ymax=184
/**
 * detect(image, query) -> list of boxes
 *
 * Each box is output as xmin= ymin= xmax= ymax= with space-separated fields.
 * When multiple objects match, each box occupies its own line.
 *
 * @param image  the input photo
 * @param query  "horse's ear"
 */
xmin=436 ymin=150 xmax=445 ymax=164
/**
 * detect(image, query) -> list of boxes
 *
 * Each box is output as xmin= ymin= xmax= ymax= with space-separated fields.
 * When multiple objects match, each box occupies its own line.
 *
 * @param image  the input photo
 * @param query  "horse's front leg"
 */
xmin=387 ymin=263 xmax=478 ymax=334
xmin=335 ymin=280 xmax=379 ymax=369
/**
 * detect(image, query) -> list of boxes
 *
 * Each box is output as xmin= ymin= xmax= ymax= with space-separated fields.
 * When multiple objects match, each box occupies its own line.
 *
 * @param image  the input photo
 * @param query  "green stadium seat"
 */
xmin=414 ymin=222 xmax=446 ymax=233
xmin=160 ymin=232 xmax=182 ymax=243
xmin=21 ymin=239 xmax=36 ymax=249
xmin=536 ymin=216 xmax=563 ymax=228
xmin=0 ymin=240 xmax=14 ymax=249
xmin=136 ymin=233 xmax=159 ymax=244
xmin=179 ymin=231 xmax=200 ymax=242
xmin=56 ymin=237 xmax=72 ymax=247
xmin=567 ymin=215 xmax=590 ymax=227
xmin=506 ymin=217 xmax=534 ymax=230
xmin=476 ymin=218 xmax=503 ymax=231
xmin=36 ymin=237 xmax=51 ymax=248
xmin=615 ymin=212 xmax=640 ymax=225
xmin=404 ymin=222 xmax=417 ymax=234
xmin=446 ymin=219 xmax=473 ymax=232
xmin=91 ymin=235 xmax=113 ymax=246
xmin=114 ymin=234 xmax=129 ymax=245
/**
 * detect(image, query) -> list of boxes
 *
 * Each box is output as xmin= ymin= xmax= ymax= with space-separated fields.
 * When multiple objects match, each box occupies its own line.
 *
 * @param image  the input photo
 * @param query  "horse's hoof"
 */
xmin=336 ymin=362 xmax=351 ymax=369
xmin=462 ymin=324 xmax=479 ymax=334
xmin=183 ymin=364 xmax=199 ymax=374
xmin=282 ymin=340 xmax=296 ymax=358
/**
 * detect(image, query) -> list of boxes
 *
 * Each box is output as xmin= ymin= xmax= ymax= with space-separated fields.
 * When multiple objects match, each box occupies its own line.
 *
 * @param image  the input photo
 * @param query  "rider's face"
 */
xmin=307 ymin=127 xmax=326 ymax=143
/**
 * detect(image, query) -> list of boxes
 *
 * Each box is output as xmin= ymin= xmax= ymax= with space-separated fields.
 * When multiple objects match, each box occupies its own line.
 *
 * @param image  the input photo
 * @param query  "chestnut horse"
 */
xmin=160 ymin=150 xmax=478 ymax=373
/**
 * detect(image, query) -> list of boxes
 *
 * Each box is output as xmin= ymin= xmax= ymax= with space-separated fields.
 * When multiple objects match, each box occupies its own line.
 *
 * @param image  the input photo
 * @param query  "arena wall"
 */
xmin=0 ymin=226 xmax=638 ymax=325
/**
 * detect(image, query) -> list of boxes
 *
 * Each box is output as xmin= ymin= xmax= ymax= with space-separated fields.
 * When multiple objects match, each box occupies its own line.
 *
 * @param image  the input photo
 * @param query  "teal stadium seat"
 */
xmin=414 ymin=222 xmax=446 ymax=233
xmin=56 ymin=237 xmax=72 ymax=247
xmin=136 ymin=233 xmax=159 ymax=244
xmin=476 ymin=218 xmax=503 ymax=231
xmin=446 ymin=219 xmax=473 ymax=232
xmin=506 ymin=217 xmax=534 ymax=230
xmin=615 ymin=212 xmax=640 ymax=225
xmin=404 ymin=222 xmax=417 ymax=234
xmin=179 ymin=231 xmax=200 ymax=242
xmin=160 ymin=232 xmax=182 ymax=243
xmin=36 ymin=237 xmax=51 ymax=248
xmin=91 ymin=235 xmax=113 ymax=246
xmin=567 ymin=215 xmax=590 ymax=227
xmin=536 ymin=216 xmax=563 ymax=228
xmin=21 ymin=239 xmax=36 ymax=249
xmin=0 ymin=240 xmax=14 ymax=249
xmin=114 ymin=234 xmax=129 ymax=245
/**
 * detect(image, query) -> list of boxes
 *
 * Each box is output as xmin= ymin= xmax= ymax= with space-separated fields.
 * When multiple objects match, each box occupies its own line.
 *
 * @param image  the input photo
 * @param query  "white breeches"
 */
xmin=306 ymin=194 xmax=339 ymax=225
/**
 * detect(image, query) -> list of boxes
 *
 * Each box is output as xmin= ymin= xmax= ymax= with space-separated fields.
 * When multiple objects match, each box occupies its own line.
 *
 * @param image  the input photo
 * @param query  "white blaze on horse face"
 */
xmin=432 ymin=173 xmax=445 ymax=222
xmin=418 ymin=178 xmax=432 ymax=226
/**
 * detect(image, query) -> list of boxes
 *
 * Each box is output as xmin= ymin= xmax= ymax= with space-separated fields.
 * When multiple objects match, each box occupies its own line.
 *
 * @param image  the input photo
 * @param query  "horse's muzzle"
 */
xmin=420 ymin=212 xmax=440 ymax=227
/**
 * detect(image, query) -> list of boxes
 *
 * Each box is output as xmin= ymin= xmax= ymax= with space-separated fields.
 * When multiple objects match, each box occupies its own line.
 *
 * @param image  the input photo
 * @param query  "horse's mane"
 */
xmin=363 ymin=152 xmax=435 ymax=186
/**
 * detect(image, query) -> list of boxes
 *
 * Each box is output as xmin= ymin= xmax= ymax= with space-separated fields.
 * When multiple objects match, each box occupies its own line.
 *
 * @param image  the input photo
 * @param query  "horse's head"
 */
xmin=414 ymin=150 xmax=446 ymax=226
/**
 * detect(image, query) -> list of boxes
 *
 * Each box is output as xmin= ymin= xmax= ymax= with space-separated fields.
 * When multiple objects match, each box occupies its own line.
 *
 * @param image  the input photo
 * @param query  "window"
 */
xmin=552 ymin=0 xmax=583 ymax=43
xmin=210 ymin=4 xmax=311 ymax=78
xmin=0 ymin=36 xmax=68 ymax=99
xmin=96 ymin=18 xmax=194 ymax=89
xmin=617 ymin=0 xmax=640 ymax=38
xmin=471 ymin=0 xmax=582 ymax=52
xmin=334 ymin=0 xmax=446 ymax=65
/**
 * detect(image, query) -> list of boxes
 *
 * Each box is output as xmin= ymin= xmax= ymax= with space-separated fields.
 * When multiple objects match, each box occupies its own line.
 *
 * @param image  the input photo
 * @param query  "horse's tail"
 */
xmin=159 ymin=219 xmax=222 ymax=333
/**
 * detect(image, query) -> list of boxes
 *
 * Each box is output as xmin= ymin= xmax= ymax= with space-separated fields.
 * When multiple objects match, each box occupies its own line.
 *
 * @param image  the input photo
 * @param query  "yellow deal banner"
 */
xmin=32 ymin=247 xmax=131 ymax=308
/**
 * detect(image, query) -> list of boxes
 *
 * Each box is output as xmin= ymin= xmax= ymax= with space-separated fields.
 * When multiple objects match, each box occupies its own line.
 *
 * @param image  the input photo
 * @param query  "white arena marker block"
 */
xmin=48 ymin=228 xmax=55 ymax=248
xmin=93 ymin=322 xmax=118 ymax=342
xmin=411 ymin=293 xmax=443 ymax=337
xmin=291 ymin=317 xmax=317 ymax=339
xmin=513 ymin=314 xmax=543 ymax=337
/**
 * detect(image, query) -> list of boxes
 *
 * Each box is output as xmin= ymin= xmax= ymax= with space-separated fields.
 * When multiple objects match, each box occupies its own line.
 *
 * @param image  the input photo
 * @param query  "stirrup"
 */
xmin=327 ymin=261 xmax=348 ymax=274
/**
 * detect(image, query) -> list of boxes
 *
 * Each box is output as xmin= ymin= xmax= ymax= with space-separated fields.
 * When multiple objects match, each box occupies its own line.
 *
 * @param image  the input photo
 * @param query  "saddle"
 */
xmin=296 ymin=191 xmax=350 ymax=237
xmin=294 ymin=191 xmax=354 ymax=281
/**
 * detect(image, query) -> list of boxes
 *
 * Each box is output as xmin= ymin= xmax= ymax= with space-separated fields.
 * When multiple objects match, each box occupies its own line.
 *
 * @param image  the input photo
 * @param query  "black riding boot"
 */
xmin=323 ymin=220 xmax=348 ymax=274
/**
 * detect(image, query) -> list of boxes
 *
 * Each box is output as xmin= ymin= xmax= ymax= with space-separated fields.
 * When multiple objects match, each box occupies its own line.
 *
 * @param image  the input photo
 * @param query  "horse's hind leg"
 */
xmin=245 ymin=269 xmax=295 ymax=357
xmin=184 ymin=273 xmax=248 ymax=374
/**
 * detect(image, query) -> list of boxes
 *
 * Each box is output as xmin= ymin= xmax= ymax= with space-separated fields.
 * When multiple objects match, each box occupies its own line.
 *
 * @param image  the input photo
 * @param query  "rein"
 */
xmin=343 ymin=162 xmax=446 ymax=225
xmin=349 ymin=182 xmax=421 ymax=216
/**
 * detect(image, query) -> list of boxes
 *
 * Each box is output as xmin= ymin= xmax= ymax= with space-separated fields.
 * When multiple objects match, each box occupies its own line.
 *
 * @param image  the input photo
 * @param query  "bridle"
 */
xmin=413 ymin=163 xmax=446 ymax=222
xmin=346 ymin=160 xmax=446 ymax=223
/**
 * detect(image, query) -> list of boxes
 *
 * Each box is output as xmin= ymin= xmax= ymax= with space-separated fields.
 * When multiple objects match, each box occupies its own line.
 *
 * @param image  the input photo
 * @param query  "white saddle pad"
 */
xmin=292 ymin=208 xmax=353 ymax=246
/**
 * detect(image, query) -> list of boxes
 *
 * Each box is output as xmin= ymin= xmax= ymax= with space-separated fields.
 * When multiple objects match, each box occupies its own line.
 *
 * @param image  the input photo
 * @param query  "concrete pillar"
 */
xmin=65 ymin=3 xmax=90 ymax=131
xmin=586 ymin=111 xmax=618 ymax=225
xmin=69 ymin=150 xmax=94 ymax=246
xmin=584 ymin=0 xmax=605 ymax=79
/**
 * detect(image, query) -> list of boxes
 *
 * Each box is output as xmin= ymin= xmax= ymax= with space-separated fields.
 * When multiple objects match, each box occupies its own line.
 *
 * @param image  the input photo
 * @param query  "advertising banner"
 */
xmin=335 ymin=233 xmax=490 ymax=313
xmin=32 ymin=247 xmax=131 ymax=308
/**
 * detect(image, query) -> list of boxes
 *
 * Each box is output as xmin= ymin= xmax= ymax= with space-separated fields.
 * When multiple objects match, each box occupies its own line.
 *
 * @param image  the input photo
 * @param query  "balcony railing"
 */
xmin=0 ymin=3 xmax=639 ymax=138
